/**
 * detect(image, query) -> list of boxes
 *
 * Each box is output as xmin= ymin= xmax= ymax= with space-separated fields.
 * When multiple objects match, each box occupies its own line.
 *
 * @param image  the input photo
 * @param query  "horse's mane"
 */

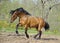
xmin=10 ymin=7 xmax=31 ymax=15
xmin=10 ymin=10 xmax=15 ymax=15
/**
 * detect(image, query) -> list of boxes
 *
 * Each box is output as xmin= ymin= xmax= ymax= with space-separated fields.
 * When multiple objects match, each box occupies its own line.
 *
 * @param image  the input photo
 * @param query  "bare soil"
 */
xmin=0 ymin=32 xmax=60 ymax=43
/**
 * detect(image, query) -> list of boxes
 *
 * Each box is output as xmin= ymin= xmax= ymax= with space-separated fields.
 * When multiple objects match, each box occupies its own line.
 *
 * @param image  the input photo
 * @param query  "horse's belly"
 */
xmin=30 ymin=24 xmax=38 ymax=28
xmin=29 ymin=17 xmax=39 ymax=27
xmin=30 ymin=22 xmax=38 ymax=27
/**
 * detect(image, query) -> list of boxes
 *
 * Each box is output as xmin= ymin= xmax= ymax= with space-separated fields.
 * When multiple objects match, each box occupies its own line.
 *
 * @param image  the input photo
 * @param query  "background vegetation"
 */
xmin=0 ymin=0 xmax=60 ymax=35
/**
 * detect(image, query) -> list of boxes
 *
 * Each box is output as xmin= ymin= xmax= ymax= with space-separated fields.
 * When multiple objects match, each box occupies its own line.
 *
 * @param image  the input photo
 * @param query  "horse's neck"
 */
xmin=19 ymin=13 xmax=25 ymax=17
xmin=18 ymin=14 xmax=30 ymax=21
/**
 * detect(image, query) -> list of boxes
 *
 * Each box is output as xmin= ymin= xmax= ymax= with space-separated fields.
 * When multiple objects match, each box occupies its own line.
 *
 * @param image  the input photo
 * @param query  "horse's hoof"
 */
xmin=26 ymin=36 xmax=29 ymax=39
xmin=16 ymin=31 xmax=19 ymax=34
xmin=34 ymin=36 xmax=36 ymax=39
xmin=25 ymin=35 xmax=29 ymax=39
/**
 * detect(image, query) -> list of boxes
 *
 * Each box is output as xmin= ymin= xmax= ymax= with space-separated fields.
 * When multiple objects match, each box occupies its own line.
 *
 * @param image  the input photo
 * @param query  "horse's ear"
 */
xmin=10 ymin=10 xmax=15 ymax=15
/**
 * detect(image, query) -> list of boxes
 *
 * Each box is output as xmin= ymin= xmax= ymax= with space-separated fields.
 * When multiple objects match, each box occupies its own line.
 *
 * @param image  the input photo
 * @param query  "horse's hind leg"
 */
xmin=38 ymin=31 xmax=42 ymax=39
xmin=16 ymin=23 xmax=19 ymax=35
xmin=34 ymin=33 xmax=39 ymax=39
xmin=35 ymin=24 xmax=42 ymax=39
xmin=38 ymin=25 xmax=42 ymax=39
xmin=34 ymin=31 xmax=42 ymax=39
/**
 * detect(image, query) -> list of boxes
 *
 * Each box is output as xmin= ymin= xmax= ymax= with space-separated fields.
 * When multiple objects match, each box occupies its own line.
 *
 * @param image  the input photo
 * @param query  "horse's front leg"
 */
xmin=25 ymin=26 xmax=29 ymax=38
xmin=16 ymin=23 xmax=20 ymax=35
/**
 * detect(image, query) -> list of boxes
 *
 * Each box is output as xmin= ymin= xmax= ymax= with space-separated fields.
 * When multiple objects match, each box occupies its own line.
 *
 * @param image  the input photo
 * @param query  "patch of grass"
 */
xmin=43 ymin=30 xmax=60 ymax=35
xmin=0 ymin=20 xmax=60 ymax=35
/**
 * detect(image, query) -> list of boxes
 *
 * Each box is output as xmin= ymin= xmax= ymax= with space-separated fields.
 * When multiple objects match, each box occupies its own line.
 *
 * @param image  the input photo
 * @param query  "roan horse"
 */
xmin=10 ymin=7 xmax=49 ymax=39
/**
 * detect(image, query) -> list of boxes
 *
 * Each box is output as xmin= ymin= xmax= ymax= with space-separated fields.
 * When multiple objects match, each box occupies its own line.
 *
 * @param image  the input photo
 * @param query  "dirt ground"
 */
xmin=0 ymin=32 xmax=60 ymax=43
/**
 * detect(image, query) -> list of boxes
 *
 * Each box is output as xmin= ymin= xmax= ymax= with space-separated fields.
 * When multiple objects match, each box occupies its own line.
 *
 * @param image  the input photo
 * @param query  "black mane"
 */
xmin=10 ymin=10 xmax=15 ymax=15
xmin=10 ymin=7 xmax=31 ymax=15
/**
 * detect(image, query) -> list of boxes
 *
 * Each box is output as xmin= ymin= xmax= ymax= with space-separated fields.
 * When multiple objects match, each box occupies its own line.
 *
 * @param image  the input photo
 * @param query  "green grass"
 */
xmin=0 ymin=20 xmax=60 ymax=35
xmin=1 ymin=27 xmax=60 ymax=35
xmin=0 ymin=26 xmax=60 ymax=35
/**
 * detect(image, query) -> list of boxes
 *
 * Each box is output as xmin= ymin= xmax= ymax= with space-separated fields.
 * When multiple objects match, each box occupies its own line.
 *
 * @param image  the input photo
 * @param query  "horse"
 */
xmin=10 ymin=7 xmax=49 ymax=39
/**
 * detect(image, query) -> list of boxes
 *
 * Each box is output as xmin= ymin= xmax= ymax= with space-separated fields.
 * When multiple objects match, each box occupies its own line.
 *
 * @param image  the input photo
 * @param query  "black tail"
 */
xmin=44 ymin=22 xmax=50 ymax=31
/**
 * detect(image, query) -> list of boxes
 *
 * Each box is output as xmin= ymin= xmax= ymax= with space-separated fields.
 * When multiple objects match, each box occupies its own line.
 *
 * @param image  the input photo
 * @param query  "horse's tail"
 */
xmin=44 ymin=22 xmax=50 ymax=31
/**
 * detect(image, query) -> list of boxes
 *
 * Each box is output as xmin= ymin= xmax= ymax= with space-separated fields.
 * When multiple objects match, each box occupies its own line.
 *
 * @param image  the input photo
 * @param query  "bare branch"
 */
xmin=49 ymin=2 xmax=60 ymax=10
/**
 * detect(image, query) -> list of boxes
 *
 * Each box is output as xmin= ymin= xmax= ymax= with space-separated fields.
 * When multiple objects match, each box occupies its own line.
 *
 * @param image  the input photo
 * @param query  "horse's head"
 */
xmin=10 ymin=10 xmax=17 ymax=23
xmin=10 ymin=7 xmax=31 ymax=23
xmin=10 ymin=7 xmax=24 ymax=23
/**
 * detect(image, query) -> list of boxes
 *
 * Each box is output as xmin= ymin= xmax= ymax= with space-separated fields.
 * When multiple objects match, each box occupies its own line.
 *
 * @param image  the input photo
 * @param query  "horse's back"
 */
xmin=20 ymin=16 xmax=45 ymax=28
xmin=28 ymin=16 xmax=45 ymax=27
xmin=28 ymin=16 xmax=39 ymax=27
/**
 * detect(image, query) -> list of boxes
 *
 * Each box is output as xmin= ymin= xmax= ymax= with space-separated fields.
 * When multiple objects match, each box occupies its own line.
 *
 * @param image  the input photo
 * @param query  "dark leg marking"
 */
xmin=16 ymin=23 xmax=19 ymax=34
xmin=25 ymin=29 xmax=29 ymax=38
xmin=38 ymin=31 xmax=42 ymax=39
xmin=34 ymin=33 xmax=39 ymax=39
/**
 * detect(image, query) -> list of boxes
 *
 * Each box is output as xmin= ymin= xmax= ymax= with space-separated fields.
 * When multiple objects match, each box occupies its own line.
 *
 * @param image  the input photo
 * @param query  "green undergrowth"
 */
xmin=0 ymin=21 xmax=60 ymax=35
